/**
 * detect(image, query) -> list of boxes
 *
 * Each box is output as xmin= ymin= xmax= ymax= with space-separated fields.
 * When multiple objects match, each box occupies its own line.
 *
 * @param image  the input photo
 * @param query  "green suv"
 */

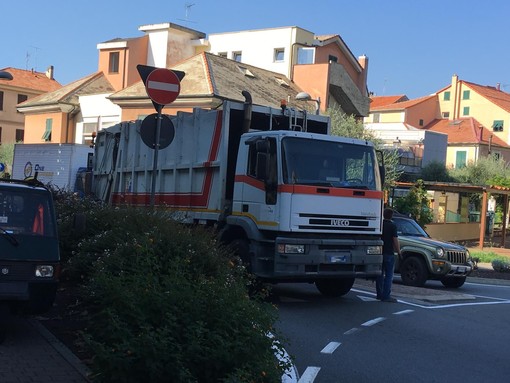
xmin=393 ymin=214 xmax=473 ymax=288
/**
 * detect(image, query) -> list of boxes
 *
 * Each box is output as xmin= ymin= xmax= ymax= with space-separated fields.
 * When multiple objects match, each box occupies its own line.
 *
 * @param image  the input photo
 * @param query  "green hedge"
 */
xmin=54 ymin=193 xmax=287 ymax=382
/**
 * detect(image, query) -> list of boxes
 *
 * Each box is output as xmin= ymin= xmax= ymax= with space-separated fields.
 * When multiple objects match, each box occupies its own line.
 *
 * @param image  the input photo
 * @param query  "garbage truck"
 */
xmin=92 ymin=98 xmax=384 ymax=296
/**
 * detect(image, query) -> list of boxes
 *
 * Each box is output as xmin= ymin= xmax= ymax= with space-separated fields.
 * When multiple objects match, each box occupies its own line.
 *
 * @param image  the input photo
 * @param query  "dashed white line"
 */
xmin=394 ymin=309 xmax=414 ymax=315
xmin=320 ymin=341 xmax=341 ymax=354
xmin=344 ymin=328 xmax=359 ymax=335
xmin=361 ymin=317 xmax=385 ymax=326
xmin=298 ymin=366 xmax=321 ymax=383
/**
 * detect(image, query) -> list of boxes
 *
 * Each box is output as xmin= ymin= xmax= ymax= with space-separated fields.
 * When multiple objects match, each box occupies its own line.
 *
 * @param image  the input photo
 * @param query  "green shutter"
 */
xmin=493 ymin=120 xmax=504 ymax=132
xmin=455 ymin=151 xmax=467 ymax=168
xmin=462 ymin=106 xmax=470 ymax=116
xmin=42 ymin=119 xmax=52 ymax=141
xmin=462 ymin=90 xmax=470 ymax=100
xmin=443 ymin=91 xmax=450 ymax=101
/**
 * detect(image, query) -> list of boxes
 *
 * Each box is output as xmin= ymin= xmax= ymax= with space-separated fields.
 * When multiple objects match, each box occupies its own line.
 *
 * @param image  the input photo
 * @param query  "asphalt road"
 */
xmin=274 ymin=277 xmax=510 ymax=383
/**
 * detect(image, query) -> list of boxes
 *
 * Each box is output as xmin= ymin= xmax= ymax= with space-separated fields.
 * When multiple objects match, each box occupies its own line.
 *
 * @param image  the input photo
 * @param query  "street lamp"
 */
xmin=0 ymin=71 xmax=13 ymax=81
xmin=296 ymin=91 xmax=321 ymax=115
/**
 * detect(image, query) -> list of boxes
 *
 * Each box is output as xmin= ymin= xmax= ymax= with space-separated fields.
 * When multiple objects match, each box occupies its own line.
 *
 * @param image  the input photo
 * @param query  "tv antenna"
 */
xmin=178 ymin=2 xmax=196 ymax=24
xmin=26 ymin=45 xmax=41 ymax=71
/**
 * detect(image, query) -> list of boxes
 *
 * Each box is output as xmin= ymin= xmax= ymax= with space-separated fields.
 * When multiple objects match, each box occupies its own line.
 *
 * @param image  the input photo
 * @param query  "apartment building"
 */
xmin=365 ymin=74 xmax=510 ymax=170
xmin=208 ymin=26 xmax=369 ymax=116
xmin=0 ymin=67 xmax=61 ymax=143
xmin=18 ymin=22 xmax=370 ymax=144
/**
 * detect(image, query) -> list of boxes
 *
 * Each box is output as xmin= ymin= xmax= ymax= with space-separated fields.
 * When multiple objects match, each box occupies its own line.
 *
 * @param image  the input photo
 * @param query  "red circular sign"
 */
xmin=145 ymin=68 xmax=181 ymax=105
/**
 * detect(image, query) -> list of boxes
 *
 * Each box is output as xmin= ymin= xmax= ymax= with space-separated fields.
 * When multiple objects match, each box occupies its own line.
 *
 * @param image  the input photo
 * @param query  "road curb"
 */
xmin=30 ymin=319 xmax=92 ymax=381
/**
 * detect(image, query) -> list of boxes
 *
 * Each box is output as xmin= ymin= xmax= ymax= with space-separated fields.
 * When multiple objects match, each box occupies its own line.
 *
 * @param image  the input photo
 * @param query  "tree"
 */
xmin=392 ymin=180 xmax=433 ymax=228
xmin=327 ymin=106 xmax=402 ymax=189
xmin=449 ymin=156 xmax=510 ymax=185
xmin=421 ymin=161 xmax=454 ymax=182
xmin=0 ymin=142 xmax=15 ymax=177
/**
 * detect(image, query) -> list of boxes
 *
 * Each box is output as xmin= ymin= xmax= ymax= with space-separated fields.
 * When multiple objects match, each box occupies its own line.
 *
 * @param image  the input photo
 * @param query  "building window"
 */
xmin=274 ymin=48 xmax=285 ymax=62
xmin=493 ymin=120 xmax=504 ymax=132
xmin=373 ymin=113 xmax=380 ymax=123
xmin=419 ymin=119 xmax=424 ymax=126
xmin=462 ymin=106 xmax=470 ymax=116
xmin=297 ymin=47 xmax=315 ymax=64
xmin=17 ymin=94 xmax=28 ymax=104
xmin=109 ymin=51 xmax=120 ymax=73
xmin=328 ymin=55 xmax=338 ymax=63
xmin=455 ymin=151 xmax=467 ymax=168
xmin=15 ymin=129 xmax=24 ymax=142
xmin=233 ymin=51 xmax=242 ymax=62
xmin=462 ymin=90 xmax=470 ymax=100
xmin=491 ymin=151 xmax=501 ymax=161
xmin=0 ymin=126 xmax=2 ymax=143
xmin=442 ymin=112 xmax=450 ymax=118
xmin=443 ymin=91 xmax=450 ymax=101
xmin=42 ymin=118 xmax=52 ymax=141
xmin=217 ymin=52 xmax=227 ymax=58
xmin=0 ymin=91 xmax=3 ymax=110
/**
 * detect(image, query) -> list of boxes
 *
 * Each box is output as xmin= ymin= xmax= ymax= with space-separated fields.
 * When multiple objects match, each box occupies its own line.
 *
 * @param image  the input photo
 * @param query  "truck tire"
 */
xmin=231 ymin=239 xmax=251 ymax=272
xmin=441 ymin=276 xmax=466 ymax=288
xmin=400 ymin=256 xmax=428 ymax=287
xmin=315 ymin=278 xmax=354 ymax=297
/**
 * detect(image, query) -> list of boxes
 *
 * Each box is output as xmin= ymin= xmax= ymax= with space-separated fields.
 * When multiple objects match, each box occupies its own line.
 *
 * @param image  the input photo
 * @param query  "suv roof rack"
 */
xmin=0 ymin=172 xmax=46 ymax=188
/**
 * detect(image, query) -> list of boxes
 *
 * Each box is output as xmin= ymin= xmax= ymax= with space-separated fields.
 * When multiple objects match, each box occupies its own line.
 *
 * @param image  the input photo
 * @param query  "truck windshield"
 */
xmin=281 ymin=137 xmax=381 ymax=191
xmin=0 ymin=188 xmax=56 ymax=238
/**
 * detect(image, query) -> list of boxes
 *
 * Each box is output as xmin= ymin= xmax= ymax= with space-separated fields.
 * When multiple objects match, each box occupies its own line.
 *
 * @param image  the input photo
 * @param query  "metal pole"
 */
xmin=150 ymin=104 xmax=163 ymax=208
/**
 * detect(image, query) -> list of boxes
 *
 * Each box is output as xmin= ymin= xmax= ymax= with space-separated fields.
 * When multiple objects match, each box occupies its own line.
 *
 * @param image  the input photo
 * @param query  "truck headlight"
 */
xmin=277 ymin=244 xmax=305 ymax=254
xmin=35 ymin=265 xmax=54 ymax=278
xmin=367 ymin=246 xmax=382 ymax=255
xmin=436 ymin=248 xmax=445 ymax=258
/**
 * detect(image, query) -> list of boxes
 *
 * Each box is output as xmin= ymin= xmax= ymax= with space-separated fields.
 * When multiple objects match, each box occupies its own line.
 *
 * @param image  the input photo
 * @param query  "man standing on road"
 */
xmin=376 ymin=208 xmax=401 ymax=302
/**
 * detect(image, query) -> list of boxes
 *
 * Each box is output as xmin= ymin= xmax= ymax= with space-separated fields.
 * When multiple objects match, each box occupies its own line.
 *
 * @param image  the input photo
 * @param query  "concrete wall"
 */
xmin=426 ymin=222 xmax=480 ymax=242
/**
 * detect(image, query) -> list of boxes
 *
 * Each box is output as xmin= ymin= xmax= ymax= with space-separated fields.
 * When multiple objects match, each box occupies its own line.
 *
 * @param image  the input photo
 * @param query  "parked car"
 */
xmin=392 ymin=213 xmax=473 ymax=288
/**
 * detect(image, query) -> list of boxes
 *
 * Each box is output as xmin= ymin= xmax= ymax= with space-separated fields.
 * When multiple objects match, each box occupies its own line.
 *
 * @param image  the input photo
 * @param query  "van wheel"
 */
xmin=400 ymin=256 xmax=428 ymax=287
xmin=315 ymin=278 xmax=354 ymax=297
xmin=441 ymin=276 xmax=466 ymax=288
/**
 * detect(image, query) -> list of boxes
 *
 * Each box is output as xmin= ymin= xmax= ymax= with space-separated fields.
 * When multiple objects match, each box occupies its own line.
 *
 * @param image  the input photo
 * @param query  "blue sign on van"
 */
xmin=0 ymin=163 xmax=4 ymax=173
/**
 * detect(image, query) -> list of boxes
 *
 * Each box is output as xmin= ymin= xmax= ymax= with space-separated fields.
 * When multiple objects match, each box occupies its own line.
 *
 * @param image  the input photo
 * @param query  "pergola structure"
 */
xmin=393 ymin=181 xmax=510 ymax=249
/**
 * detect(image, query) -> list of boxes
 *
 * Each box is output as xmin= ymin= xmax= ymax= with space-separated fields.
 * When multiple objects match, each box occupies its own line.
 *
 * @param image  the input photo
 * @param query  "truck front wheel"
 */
xmin=441 ymin=276 xmax=466 ymax=288
xmin=230 ymin=239 xmax=251 ymax=273
xmin=400 ymin=256 xmax=428 ymax=287
xmin=315 ymin=278 xmax=355 ymax=297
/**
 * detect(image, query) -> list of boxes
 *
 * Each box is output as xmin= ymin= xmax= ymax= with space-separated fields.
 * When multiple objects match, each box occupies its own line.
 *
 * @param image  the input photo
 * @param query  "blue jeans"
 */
xmin=376 ymin=254 xmax=395 ymax=300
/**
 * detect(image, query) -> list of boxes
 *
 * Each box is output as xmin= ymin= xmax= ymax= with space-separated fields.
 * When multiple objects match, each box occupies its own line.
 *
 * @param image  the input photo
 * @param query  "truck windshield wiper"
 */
xmin=0 ymin=227 xmax=19 ymax=246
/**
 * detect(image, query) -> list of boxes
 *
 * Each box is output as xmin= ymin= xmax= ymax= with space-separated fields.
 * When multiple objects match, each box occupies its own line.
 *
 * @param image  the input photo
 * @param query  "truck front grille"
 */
xmin=299 ymin=213 xmax=378 ymax=232
xmin=446 ymin=250 xmax=467 ymax=264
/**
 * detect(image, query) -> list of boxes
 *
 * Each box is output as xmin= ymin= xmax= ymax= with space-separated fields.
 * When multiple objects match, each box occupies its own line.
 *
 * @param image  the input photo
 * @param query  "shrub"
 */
xmin=491 ymin=258 xmax=510 ymax=273
xmin=54 ymin=194 xmax=287 ymax=382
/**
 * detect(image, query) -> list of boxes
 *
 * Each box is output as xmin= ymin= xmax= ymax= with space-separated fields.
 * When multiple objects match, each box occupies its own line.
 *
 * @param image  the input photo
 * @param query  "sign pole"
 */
xmin=150 ymin=104 xmax=163 ymax=208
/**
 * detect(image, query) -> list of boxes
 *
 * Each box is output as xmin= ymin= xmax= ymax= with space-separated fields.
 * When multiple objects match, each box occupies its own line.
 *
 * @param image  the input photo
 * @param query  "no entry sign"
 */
xmin=145 ymin=68 xmax=181 ymax=105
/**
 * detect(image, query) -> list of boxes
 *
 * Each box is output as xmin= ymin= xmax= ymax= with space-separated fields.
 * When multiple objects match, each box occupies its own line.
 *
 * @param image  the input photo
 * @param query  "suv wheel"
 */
xmin=400 ymin=256 xmax=428 ymax=287
xmin=441 ymin=276 xmax=466 ymax=288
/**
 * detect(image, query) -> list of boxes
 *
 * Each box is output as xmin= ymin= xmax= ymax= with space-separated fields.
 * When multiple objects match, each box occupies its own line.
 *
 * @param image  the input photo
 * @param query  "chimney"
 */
xmin=358 ymin=55 xmax=369 ymax=97
xmin=45 ymin=65 xmax=54 ymax=80
xmin=496 ymin=83 xmax=501 ymax=91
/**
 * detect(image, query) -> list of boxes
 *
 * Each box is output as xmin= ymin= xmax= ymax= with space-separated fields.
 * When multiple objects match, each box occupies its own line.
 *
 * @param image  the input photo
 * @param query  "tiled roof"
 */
xmin=369 ymin=95 xmax=408 ymax=109
xmin=370 ymin=95 xmax=435 ymax=111
xmin=425 ymin=117 xmax=510 ymax=147
xmin=18 ymin=72 xmax=115 ymax=108
xmin=462 ymin=81 xmax=510 ymax=114
xmin=0 ymin=67 xmax=61 ymax=92
xmin=110 ymin=52 xmax=310 ymax=109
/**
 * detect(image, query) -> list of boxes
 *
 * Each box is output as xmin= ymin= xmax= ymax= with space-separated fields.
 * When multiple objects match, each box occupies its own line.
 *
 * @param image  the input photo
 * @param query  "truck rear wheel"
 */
xmin=230 ymin=239 xmax=251 ymax=273
xmin=315 ymin=278 xmax=354 ymax=297
xmin=441 ymin=276 xmax=466 ymax=288
xmin=400 ymin=256 xmax=428 ymax=287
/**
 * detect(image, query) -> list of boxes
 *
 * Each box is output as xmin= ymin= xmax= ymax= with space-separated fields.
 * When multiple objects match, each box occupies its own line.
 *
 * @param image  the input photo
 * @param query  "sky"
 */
xmin=2 ymin=0 xmax=510 ymax=99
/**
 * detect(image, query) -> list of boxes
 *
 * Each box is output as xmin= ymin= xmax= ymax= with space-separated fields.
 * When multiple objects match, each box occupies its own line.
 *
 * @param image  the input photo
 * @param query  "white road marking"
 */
xmin=344 ymin=328 xmax=359 ymax=335
xmin=147 ymin=80 xmax=179 ymax=92
xmin=361 ymin=317 xmax=385 ymax=326
xmin=320 ymin=341 xmax=341 ymax=354
xmin=298 ymin=367 xmax=321 ymax=383
xmin=358 ymin=295 xmax=378 ymax=302
xmin=394 ymin=309 xmax=414 ymax=315
xmin=396 ymin=299 xmax=510 ymax=309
